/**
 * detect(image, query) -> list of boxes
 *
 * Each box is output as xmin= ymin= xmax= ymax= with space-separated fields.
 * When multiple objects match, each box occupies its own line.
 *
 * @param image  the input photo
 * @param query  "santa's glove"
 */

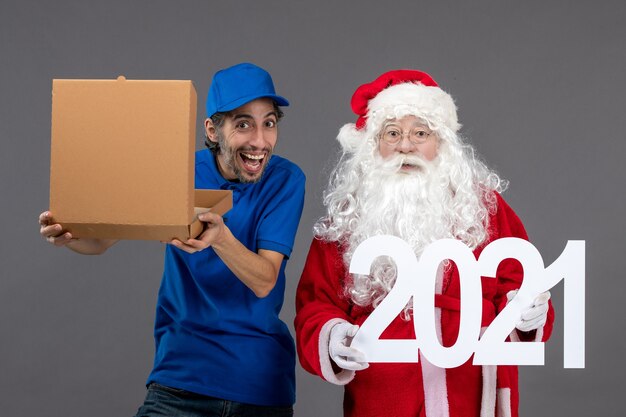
xmin=507 ymin=290 xmax=551 ymax=332
xmin=329 ymin=322 xmax=369 ymax=371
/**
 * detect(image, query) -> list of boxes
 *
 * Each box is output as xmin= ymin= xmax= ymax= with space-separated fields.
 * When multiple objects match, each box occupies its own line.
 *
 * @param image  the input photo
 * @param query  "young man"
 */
xmin=295 ymin=69 xmax=553 ymax=417
xmin=40 ymin=63 xmax=305 ymax=416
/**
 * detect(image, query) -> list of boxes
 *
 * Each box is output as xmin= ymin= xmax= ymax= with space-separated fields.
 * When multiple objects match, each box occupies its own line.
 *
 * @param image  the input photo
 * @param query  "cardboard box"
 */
xmin=49 ymin=76 xmax=232 ymax=240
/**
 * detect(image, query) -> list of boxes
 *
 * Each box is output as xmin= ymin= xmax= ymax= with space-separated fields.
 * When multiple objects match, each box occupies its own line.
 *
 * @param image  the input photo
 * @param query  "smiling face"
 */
xmin=205 ymin=98 xmax=279 ymax=183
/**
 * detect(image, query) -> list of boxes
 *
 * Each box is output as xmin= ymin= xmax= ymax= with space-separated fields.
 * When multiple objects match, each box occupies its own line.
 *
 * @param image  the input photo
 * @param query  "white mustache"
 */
xmin=375 ymin=154 xmax=431 ymax=173
xmin=400 ymin=155 xmax=428 ymax=167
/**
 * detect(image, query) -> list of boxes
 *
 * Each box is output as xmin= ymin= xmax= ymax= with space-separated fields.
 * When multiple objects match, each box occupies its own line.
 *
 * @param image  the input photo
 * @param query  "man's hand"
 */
xmin=170 ymin=211 xmax=226 ymax=254
xmin=329 ymin=322 xmax=369 ymax=371
xmin=38 ymin=211 xmax=116 ymax=254
xmin=508 ymin=290 xmax=551 ymax=332
xmin=39 ymin=211 xmax=73 ymax=246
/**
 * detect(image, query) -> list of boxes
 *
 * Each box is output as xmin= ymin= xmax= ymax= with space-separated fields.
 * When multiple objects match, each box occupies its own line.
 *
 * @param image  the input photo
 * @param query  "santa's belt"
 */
xmin=434 ymin=294 xmax=496 ymax=327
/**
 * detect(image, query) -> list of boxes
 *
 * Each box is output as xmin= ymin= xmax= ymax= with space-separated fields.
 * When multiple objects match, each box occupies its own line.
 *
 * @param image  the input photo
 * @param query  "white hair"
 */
xmin=314 ymin=121 xmax=505 ymax=310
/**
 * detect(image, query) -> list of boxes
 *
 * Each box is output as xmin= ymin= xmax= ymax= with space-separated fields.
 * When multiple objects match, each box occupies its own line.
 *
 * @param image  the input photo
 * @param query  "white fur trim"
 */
xmin=497 ymin=388 xmax=512 ymax=417
xmin=480 ymin=364 xmax=497 ymax=417
xmin=420 ymin=263 xmax=450 ymax=417
xmin=420 ymin=352 xmax=450 ymax=417
xmin=336 ymin=123 xmax=365 ymax=152
xmin=479 ymin=325 xmax=497 ymax=417
xmin=319 ymin=318 xmax=356 ymax=385
xmin=435 ymin=264 xmax=444 ymax=343
xmin=366 ymin=83 xmax=460 ymax=133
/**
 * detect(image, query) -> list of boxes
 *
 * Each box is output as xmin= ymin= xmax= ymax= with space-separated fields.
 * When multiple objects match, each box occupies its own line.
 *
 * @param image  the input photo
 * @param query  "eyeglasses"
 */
xmin=379 ymin=125 xmax=434 ymax=146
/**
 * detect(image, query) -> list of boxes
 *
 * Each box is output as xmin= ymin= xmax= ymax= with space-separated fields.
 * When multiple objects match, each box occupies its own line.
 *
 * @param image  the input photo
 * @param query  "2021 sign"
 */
xmin=349 ymin=236 xmax=585 ymax=368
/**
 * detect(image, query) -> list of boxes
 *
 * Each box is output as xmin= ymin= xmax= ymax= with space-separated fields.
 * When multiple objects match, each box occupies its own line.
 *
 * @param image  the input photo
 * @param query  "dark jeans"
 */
xmin=134 ymin=383 xmax=294 ymax=417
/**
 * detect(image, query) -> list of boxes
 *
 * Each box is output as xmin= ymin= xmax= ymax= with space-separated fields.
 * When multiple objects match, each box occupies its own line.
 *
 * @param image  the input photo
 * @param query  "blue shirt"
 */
xmin=148 ymin=149 xmax=305 ymax=406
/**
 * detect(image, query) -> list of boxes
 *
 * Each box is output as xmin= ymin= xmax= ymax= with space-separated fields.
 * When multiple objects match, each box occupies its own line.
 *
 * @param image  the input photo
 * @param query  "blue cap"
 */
xmin=206 ymin=63 xmax=289 ymax=117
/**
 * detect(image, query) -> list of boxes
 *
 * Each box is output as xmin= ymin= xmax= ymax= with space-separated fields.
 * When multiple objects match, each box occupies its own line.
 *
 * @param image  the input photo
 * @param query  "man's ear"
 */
xmin=205 ymin=118 xmax=218 ymax=144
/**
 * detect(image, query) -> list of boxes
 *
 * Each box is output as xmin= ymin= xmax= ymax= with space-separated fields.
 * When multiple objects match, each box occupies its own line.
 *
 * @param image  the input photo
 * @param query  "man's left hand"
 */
xmin=170 ymin=211 xmax=225 ymax=254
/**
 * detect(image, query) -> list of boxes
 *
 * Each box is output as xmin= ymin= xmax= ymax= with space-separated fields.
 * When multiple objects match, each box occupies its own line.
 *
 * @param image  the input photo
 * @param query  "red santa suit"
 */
xmin=295 ymin=193 xmax=555 ymax=417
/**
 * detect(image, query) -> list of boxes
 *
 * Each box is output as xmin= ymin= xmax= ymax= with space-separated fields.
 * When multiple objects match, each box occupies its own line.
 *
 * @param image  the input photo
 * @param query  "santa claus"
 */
xmin=295 ymin=69 xmax=555 ymax=417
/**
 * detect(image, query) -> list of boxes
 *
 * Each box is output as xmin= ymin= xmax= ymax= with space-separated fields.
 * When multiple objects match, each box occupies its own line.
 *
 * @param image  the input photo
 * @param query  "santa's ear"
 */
xmin=337 ymin=123 xmax=365 ymax=153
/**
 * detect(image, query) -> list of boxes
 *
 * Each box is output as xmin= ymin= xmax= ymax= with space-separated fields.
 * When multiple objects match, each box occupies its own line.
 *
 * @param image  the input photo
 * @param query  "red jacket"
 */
xmin=295 ymin=194 xmax=554 ymax=417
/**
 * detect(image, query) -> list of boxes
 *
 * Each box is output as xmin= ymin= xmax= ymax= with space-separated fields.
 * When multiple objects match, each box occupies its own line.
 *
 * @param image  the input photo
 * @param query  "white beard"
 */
xmin=315 ymin=139 xmax=499 ymax=309
xmin=348 ymin=153 xmax=458 ymax=257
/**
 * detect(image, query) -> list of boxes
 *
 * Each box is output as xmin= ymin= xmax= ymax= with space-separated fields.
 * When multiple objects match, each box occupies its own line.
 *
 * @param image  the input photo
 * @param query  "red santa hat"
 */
xmin=338 ymin=69 xmax=460 ymax=152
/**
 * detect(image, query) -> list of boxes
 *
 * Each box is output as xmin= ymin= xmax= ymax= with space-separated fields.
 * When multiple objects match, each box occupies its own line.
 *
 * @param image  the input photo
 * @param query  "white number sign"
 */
xmin=349 ymin=236 xmax=585 ymax=368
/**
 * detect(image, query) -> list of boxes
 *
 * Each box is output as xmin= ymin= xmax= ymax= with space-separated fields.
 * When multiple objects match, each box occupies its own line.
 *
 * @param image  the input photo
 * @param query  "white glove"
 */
xmin=329 ymin=322 xmax=369 ymax=371
xmin=507 ymin=290 xmax=551 ymax=332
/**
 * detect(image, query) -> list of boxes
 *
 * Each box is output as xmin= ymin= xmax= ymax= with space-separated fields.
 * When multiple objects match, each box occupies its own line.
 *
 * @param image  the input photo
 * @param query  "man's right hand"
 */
xmin=38 ymin=211 xmax=117 ymax=254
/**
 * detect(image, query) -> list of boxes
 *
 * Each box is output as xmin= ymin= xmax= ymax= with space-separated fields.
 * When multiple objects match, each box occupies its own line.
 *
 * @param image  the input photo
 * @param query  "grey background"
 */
xmin=1 ymin=0 xmax=624 ymax=415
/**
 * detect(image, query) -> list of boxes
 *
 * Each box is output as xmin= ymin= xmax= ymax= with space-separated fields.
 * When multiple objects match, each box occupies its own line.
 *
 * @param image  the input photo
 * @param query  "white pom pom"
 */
xmin=337 ymin=123 xmax=364 ymax=153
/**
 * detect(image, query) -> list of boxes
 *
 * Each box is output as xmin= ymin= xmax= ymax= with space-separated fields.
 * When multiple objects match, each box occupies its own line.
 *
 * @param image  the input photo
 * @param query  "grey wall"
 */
xmin=1 ymin=0 xmax=624 ymax=415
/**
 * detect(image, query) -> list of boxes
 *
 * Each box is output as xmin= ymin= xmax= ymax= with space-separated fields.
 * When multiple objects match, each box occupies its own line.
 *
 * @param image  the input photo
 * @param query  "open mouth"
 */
xmin=400 ymin=162 xmax=423 ymax=172
xmin=238 ymin=151 xmax=266 ymax=175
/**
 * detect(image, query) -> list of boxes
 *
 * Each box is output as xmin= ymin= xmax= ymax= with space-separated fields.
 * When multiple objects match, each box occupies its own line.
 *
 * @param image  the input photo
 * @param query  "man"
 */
xmin=40 ymin=63 xmax=305 ymax=416
xmin=294 ymin=69 xmax=554 ymax=417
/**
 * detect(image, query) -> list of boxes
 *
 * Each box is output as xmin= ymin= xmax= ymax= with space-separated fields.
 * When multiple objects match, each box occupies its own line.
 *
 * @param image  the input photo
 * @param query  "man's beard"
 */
xmin=217 ymin=132 xmax=273 ymax=183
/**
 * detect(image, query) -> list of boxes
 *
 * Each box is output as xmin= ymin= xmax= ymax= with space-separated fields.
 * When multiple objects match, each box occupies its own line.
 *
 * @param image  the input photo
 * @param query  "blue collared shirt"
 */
xmin=148 ymin=149 xmax=305 ymax=406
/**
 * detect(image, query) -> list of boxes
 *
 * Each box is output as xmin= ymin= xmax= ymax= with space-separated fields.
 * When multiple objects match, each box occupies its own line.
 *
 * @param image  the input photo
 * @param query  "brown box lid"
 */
xmin=49 ymin=76 xmax=231 ymax=241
